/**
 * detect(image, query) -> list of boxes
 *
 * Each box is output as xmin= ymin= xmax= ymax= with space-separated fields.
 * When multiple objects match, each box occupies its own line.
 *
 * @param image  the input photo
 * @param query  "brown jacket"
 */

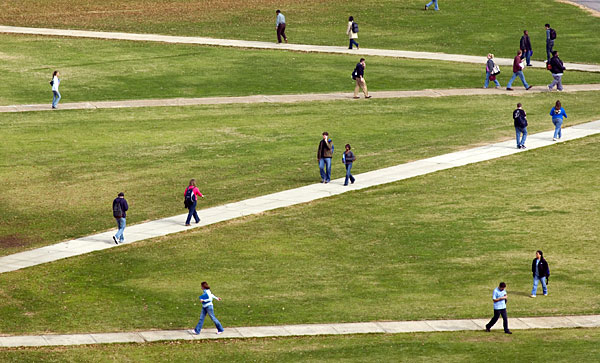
xmin=317 ymin=139 xmax=333 ymax=159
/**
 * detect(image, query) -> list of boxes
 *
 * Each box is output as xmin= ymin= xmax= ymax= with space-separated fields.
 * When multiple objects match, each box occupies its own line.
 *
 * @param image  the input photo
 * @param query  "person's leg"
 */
xmin=354 ymin=79 xmax=361 ymax=97
xmin=526 ymin=50 xmax=531 ymax=65
xmin=515 ymin=127 xmax=522 ymax=147
xmin=325 ymin=158 xmax=332 ymax=182
xmin=494 ymin=78 xmax=501 ymax=87
xmin=531 ymin=276 xmax=539 ymax=296
xmin=52 ymin=91 xmax=60 ymax=108
xmin=507 ymin=72 xmax=517 ymax=88
xmin=484 ymin=72 xmax=490 ymax=88
xmin=361 ymin=79 xmax=369 ymax=97
xmin=344 ymin=164 xmax=350 ymax=185
xmin=114 ymin=218 xmax=123 ymax=241
xmin=194 ymin=307 xmax=207 ymax=334
xmin=277 ymin=25 xmax=282 ymax=43
xmin=500 ymin=309 xmax=509 ymax=332
xmin=281 ymin=24 xmax=287 ymax=42
xmin=556 ymin=74 xmax=563 ymax=91
xmin=517 ymin=71 xmax=529 ymax=88
xmin=349 ymin=39 xmax=353 ymax=49
xmin=552 ymin=119 xmax=560 ymax=139
xmin=117 ymin=218 xmax=126 ymax=242
xmin=521 ymin=127 xmax=528 ymax=146
xmin=206 ymin=306 xmax=224 ymax=332
xmin=186 ymin=203 xmax=195 ymax=225
xmin=486 ymin=309 xmax=500 ymax=330
xmin=546 ymin=42 xmax=552 ymax=62
xmin=348 ymin=163 xmax=354 ymax=183
xmin=426 ymin=0 xmax=434 ymax=7
xmin=319 ymin=158 xmax=326 ymax=182
xmin=549 ymin=74 xmax=558 ymax=90
xmin=434 ymin=0 xmax=439 ymax=10
xmin=557 ymin=119 xmax=562 ymax=138
xmin=540 ymin=277 xmax=548 ymax=295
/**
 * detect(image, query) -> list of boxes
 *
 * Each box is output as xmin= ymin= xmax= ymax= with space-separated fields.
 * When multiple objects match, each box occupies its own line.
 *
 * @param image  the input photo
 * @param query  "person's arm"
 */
xmin=317 ymin=142 xmax=322 ymax=160
xmin=198 ymin=292 xmax=209 ymax=302
xmin=562 ymin=109 xmax=567 ymax=118
xmin=347 ymin=22 xmax=352 ymax=35
xmin=210 ymin=292 xmax=222 ymax=301
xmin=123 ymin=199 xmax=129 ymax=212
xmin=195 ymin=187 xmax=204 ymax=198
xmin=550 ymin=108 xmax=555 ymax=117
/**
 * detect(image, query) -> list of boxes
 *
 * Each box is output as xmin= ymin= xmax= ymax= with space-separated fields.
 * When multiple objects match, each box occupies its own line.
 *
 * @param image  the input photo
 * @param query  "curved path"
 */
xmin=1 ymin=25 xmax=599 ymax=73
xmin=2 ymin=119 xmax=600 ymax=274
xmin=1 ymin=314 xmax=599 ymax=347
xmin=2 ymin=84 xmax=600 ymax=113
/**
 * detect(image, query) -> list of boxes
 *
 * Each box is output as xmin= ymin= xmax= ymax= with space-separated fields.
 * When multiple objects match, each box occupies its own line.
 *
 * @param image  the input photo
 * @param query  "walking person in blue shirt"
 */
xmin=275 ymin=10 xmax=287 ymax=43
xmin=424 ymin=0 xmax=439 ymax=11
xmin=192 ymin=281 xmax=224 ymax=335
xmin=485 ymin=282 xmax=512 ymax=334
xmin=550 ymin=100 xmax=567 ymax=141
xmin=513 ymin=103 xmax=528 ymax=149
xmin=112 ymin=192 xmax=129 ymax=245
xmin=342 ymin=144 xmax=356 ymax=186
xmin=531 ymin=250 xmax=550 ymax=298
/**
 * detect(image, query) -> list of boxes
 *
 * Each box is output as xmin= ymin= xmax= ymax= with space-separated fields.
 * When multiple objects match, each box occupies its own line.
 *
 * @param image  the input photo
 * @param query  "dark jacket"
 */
xmin=532 ymin=257 xmax=550 ymax=278
xmin=112 ymin=197 xmax=129 ymax=218
xmin=520 ymin=35 xmax=532 ymax=51
xmin=512 ymin=55 xmax=523 ymax=73
xmin=513 ymin=108 xmax=527 ymax=128
xmin=344 ymin=150 xmax=356 ymax=165
xmin=355 ymin=62 xmax=365 ymax=78
xmin=317 ymin=139 xmax=333 ymax=159
xmin=549 ymin=55 xmax=565 ymax=74
xmin=486 ymin=59 xmax=495 ymax=73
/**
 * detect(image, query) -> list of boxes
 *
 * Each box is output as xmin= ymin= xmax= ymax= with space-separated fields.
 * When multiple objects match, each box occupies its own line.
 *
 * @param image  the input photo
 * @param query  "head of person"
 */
xmin=499 ymin=282 xmax=506 ymax=291
xmin=322 ymin=131 xmax=329 ymax=140
xmin=118 ymin=192 xmax=124 ymax=198
xmin=536 ymin=250 xmax=543 ymax=259
xmin=189 ymin=178 xmax=196 ymax=187
xmin=524 ymin=30 xmax=528 ymax=36
xmin=517 ymin=50 xmax=522 ymax=56
xmin=276 ymin=9 xmax=280 ymax=14
xmin=360 ymin=57 xmax=365 ymax=65
xmin=545 ymin=23 xmax=550 ymax=29
xmin=201 ymin=281 xmax=210 ymax=290
xmin=53 ymin=70 xmax=59 ymax=77
xmin=552 ymin=50 xmax=558 ymax=57
xmin=555 ymin=100 xmax=562 ymax=109
xmin=517 ymin=102 xmax=522 ymax=109
xmin=349 ymin=16 xmax=354 ymax=21
xmin=345 ymin=143 xmax=351 ymax=151
xmin=487 ymin=53 xmax=493 ymax=59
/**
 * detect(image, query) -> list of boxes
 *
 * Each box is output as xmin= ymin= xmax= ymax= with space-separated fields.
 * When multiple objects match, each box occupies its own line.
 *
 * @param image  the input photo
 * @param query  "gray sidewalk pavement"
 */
xmin=2 ymin=84 xmax=600 ymax=113
xmin=2 ymin=119 xmax=600 ymax=274
xmin=1 ymin=315 xmax=599 ymax=347
xmin=1 ymin=25 xmax=599 ymax=73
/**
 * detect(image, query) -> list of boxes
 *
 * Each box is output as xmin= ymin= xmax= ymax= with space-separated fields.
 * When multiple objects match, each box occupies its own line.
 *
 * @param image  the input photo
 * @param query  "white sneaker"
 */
xmin=216 ymin=331 xmax=224 ymax=335
xmin=553 ymin=138 xmax=557 ymax=141
xmin=189 ymin=329 xmax=199 ymax=335
xmin=530 ymin=295 xmax=536 ymax=298
xmin=543 ymin=293 xmax=548 ymax=296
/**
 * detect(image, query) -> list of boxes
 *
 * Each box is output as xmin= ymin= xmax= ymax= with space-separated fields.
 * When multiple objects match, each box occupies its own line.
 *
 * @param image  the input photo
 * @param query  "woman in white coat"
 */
xmin=347 ymin=16 xmax=359 ymax=49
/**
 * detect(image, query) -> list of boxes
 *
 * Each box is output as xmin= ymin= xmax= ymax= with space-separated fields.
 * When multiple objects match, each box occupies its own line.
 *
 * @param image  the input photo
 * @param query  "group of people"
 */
xmin=317 ymin=132 xmax=356 ymax=186
xmin=484 ymin=24 xmax=565 ymax=91
xmin=512 ymin=100 xmax=568 ymax=149
xmin=485 ymin=250 xmax=551 ymax=334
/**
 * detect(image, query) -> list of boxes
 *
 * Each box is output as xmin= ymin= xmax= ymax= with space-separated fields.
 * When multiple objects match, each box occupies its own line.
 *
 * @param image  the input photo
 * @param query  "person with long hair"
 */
xmin=192 ymin=281 xmax=224 ymax=335
xmin=531 ymin=250 xmax=550 ymax=297
xmin=484 ymin=53 xmax=501 ymax=89
xmin=550 ymin=100 xmax=567 ymax=141
xmin=343 ymin=144 xmax=356 ymax=186
xmin=50 ymin=70 xmax=61 ymax=109
xmin=184 ymin=178 xmax=204 ymax=226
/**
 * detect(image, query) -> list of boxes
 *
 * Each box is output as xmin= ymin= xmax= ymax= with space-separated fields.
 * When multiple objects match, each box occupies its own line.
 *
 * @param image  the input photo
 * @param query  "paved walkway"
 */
xmin=561 ymin=0 xmax=600 ymax=14
xmin=2 ymin=84 xmax=600 ymax=113
xmin=2 ymin=119 xmax=600 ymax=274
xmin=1 ymin=314 xmax=599 ymax=347
xmin=1 ymin=25 xmax=599 ymax=73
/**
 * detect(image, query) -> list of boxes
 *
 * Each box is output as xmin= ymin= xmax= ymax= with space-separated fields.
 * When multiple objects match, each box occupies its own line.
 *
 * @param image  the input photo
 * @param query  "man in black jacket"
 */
xmin=520 ymin=30 xmax=533 ymax=66
xmin=352 ymin=58 xmax=371 ymax=99
xmin=112 ymin=192 xmax=129 ymax=245
xmin=548 ymin=50 xmax=565 ymax=91
xmin=513 ymin=103 xmax=528 ymax=149
xmin=531 ymin=250 xmax=550 ymax=297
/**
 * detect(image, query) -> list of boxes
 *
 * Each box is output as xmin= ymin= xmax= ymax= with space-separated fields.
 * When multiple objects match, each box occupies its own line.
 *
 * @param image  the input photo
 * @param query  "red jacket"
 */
xmin=512 ymin=55 xmax=523 ymax=73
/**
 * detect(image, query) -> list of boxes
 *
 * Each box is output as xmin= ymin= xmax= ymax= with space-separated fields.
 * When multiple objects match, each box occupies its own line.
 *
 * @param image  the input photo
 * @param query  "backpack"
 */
xmin=351 ymin=68 xmax=358 ymax=80
xmin=549 ymin=28 xmax=557 ymax=40
xmin=113 ymin=200 xmax=123 ymax=218
xmin=351 ymin=22 xmax=359 ymax=33
xmin=184 ymin=187 xmax=197 ymax=208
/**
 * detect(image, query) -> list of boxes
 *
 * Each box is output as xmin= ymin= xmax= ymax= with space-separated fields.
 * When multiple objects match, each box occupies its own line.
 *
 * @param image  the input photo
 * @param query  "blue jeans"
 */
xmin=484 ymin=71 xmax=500 ymax=88
xmin=546 ymin=40 xmax=554 ymax=62
xmin=515 ymin=127 xmax=527 ymax=147
xmin=319 ymin=158 xmax=332 ymax=182
xmin=52 ymin=91 xmax=61 ymax=108
xmin=523 ymin=50 xmax=532 ymax=66
xmin=531 ymin=276 xmax=547 ymax=296
xmin=349 ymin=39 xmax=359 ymax=49
xmin=507 ymin=71 xmax=529 ymax=89
xmin=194 ymin=305 xmax=224 ymax=333
xmin=186 ymin=202 xmax=200 ymax=225
xmin=344 ymin=163 xmax=355 ymax=185
xmin=114 ymin=217 xmax=126 ymax=242
xmin=426 ymin=0 xmax=439 ymax=10
xmin=552 ymin=118 xmax=563 ymax=139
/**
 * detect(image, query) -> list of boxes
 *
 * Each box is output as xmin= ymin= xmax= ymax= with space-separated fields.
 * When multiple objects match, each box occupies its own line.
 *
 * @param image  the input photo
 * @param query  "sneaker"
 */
xmin=548 ymin=86 xmax=553 ymax=91
xmin=357 ymin=45 xmax=359 ymax=49
xmin=353 ymin=97 xmax=360 ymax=99
xmin=365 ymin=96 xmax=372 ymax=99
xmin=424 ymin=5 xmax=429 ymax=10
xmin=344 ymin=183 xmax=348 ymax=186
xmin=485 ymin=327 xmax=490 ymax=332
xmin=517 ymin=145 xmax=521 ymax=149
xmin=521 ymin=145 xmax=526 ymax=149
xmin=506 ymin=88 xmax=514 ymax=91
xmin=113 ymin=236 xmax=119 ymax=245
xmin=324 ymin=181 xmax=329 ymax=184
xmin=530 ymin=294 xmax=536 ymax=298
xmin=351 ymin=179 xmax=355 ymax=184
xmin=526 ymin=86 xmax=533 ymax=90
xmin=195 ymin=219 xmax=201 ymax=224
xmin=543 ymin=293 xmax=548 ymax=296
xmin=189 ymin=330 xmax=199 ymax=335
xmin=216 ymin=331 xmax=224 ymax=335
xmin=495 ymin=86 xmax=501 ymax=89
xmin=505 ymin=331 xmax=512 ymax=334
xmin=553 ymin=138 xmax=557 ymax=141
xmin=185 ymin=224 xmax=191 ymax=226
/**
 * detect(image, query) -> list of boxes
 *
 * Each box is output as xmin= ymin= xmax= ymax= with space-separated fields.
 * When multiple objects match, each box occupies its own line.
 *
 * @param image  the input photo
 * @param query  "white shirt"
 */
xmin=347 ymin=21 xmax=358 ymax=39
xmin=52 ymin=76 xmax=60 ymax=92
xmin=200 ymin=289 xmax=220 ymax=308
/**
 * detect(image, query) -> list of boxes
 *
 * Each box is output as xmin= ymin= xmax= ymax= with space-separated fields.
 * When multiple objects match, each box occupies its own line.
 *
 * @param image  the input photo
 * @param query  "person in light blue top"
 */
xmin=276 ymin=10 xmax=287 ymax=43
xmin=485 ymin=282 xmax=512 ymax=334
xmin=192 ymin=281 xmax=224 ymax=335
xmin=550 ymin=100 xmax=567 ymax=141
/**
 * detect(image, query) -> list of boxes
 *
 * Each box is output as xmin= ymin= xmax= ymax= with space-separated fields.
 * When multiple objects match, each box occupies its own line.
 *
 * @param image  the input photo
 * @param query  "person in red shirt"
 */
xmin=506 ymin=50 xmax=532 ymax=91
xmin=184 ymin=178 xmax=204 ymax=226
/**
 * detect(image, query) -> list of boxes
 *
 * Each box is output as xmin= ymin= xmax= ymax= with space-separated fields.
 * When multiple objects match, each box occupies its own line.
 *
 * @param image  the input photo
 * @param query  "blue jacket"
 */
xmin=550 ymin=107 xmax=567 ymax=120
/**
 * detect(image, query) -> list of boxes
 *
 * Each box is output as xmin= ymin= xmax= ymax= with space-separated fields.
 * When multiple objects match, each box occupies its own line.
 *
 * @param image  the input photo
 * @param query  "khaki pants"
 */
xmin=354 ymin=78 xmax=368 ymax=97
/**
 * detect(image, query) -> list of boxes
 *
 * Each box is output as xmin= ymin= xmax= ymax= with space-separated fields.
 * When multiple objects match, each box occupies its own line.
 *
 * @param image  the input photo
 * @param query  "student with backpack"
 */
xmin=513 ymin=103 xmax=528 ymax=149
xmin=545 ymin=24 xmax=557 ymax=63
xmin=112 ymin=192 xmax=129 ymax=245
xmin=184 ymin=178 xmax=204 ymax=226
xmin=352 ymin=58 xmax=371 ymax=99
xmin=346 ymin=16 xmax=359 ymax=49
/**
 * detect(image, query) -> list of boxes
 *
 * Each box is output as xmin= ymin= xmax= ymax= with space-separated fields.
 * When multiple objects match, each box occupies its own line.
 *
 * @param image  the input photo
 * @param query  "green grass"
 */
xmin=2 ymin=92 xmax=600 ymax=255
xmin=1 ymin=329 xmax=599 ymax=362
xmin=1 ymin=0 xmax=599 ymax=63
xmin=2 ymin=34 xmax=599 ymax=106
xmin=1 ymin=130 xmax=600 ymax=334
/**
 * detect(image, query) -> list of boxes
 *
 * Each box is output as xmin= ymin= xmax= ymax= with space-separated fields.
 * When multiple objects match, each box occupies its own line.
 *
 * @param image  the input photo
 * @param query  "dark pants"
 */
xmin=277 ymin=24 xmax=287 ymax=43
xmin=349 ymin=39 xmax=359 ymax=49
xmin=546 ymin=40 xmax=554 ymax=62
xmin=486 ymin=308 xmax=509 ymax=332
xmin=344 ymin=163 xmax=355 ymax=185
xmin=186 ymin=202 xmax=200 ymax=225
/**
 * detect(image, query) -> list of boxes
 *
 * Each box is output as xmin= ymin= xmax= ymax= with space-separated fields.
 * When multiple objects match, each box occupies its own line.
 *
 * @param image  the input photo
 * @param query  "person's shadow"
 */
xmin=509 ymin=290 xmax=531 ymax=297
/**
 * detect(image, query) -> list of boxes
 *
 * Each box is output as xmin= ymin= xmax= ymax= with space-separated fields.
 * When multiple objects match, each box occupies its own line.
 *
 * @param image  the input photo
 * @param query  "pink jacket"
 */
xmin=184 ymin=186 xmax=203 ymax=198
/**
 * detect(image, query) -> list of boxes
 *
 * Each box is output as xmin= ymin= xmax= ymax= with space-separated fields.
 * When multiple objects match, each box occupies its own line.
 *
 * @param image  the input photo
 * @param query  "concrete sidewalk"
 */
xmin=1 ymin=25 xmax=599 ymax=73
xmin=1 ymin=315 xmax=599 ymax=347
xmin=2 ymin=119 xmax=600 ymax=274
xmin=2 ymin=84 xmax=600 ymax=113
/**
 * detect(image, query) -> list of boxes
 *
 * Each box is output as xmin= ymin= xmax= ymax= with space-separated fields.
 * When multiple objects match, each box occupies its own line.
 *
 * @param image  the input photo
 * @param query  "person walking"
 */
xmin=192 ymin=281 xmax=224 ymax=335
xmin=112 ymin=192 xmax=129 ymax=245
xmin=184 ymin=179 xmax=204 ymax=226
xmin=347 ymin=16 xmax=359 ymax=49
xmin=545 ymin=24 xmax=556 ymax=63
xmin=506 ymin=50 xmax=532 ymax=91
xmin=513 ymin=103 xmax=528 ymax=149
xmin=548 ymin=50 xmax=566 ymax=92
xmin=550 ymin=100 xmax=567 ymax=141
xmin=485 ymin=282 xmax=512 ymax=334
xmin=317 ymin=132 xmax=334 ymax=183
xmin=484 ymin=53 xmax=501 ymax=89
xmin=520 ymin=30 xmax=533 ymax=66
xmin=342 ymin=144 xmax=356 ymax=186
xmin=424 ymin=0 xmax=439 ymax=11
xmin=275 ymin=10 xmax=287 ymax=43
xmin=50 ymin=70 xmax=61 ymax=109
xmin=531 ymin=250 xmax=550 ymax=298
xmin=352 ymin=58 xmax=371 ymax=99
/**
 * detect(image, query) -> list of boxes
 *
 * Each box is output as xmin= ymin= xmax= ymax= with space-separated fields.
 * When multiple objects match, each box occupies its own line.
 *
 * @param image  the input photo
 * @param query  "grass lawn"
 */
xmin=0 ymin=329 xmax=599 ymax=362
xmin=2 ymin=34 xmax=599 ymax=106
xmin=1 ymin=1 xmax=599 ymax=64
xmin=1 ymin=130 xmax=599 ymax=334
xmin=2 ymin=92 xmax=600 ymax=255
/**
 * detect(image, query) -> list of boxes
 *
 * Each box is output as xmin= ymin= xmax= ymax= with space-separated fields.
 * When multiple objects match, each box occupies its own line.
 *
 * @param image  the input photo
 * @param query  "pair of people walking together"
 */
xmin=317 ymin=132 xmax=356 ymax=185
